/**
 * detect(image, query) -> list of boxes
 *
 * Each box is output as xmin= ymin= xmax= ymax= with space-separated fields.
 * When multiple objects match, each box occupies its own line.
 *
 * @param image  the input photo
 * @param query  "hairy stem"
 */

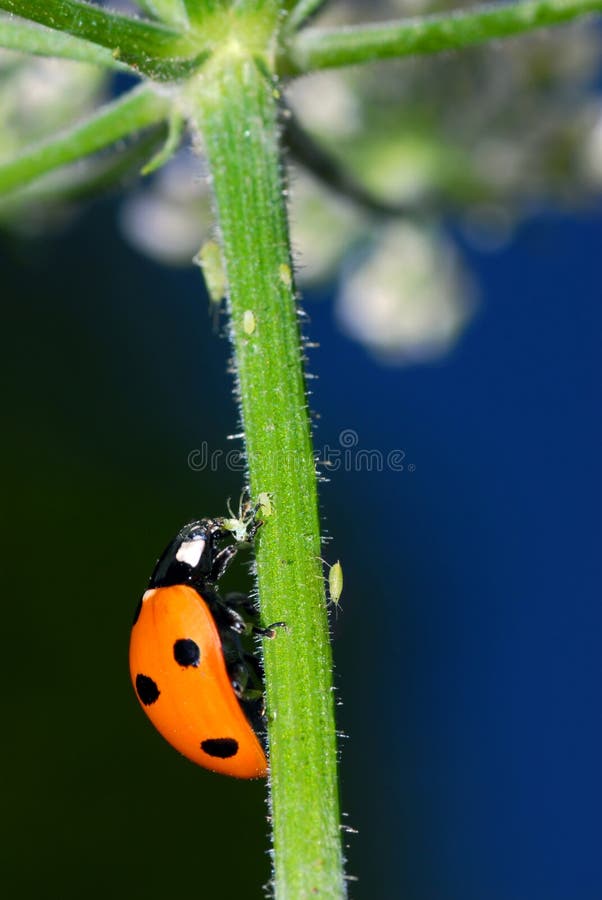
xmin=189 ymin=48 xmax=345 ymax=900
xmin=0 ymin=0 xmax=203 ymax=79
xmin=283 ymin=0 xmax=602 ymax=73
xmin=0 ymin=85 xmax=168 ymax=194
xmin=285 ymin=0 xmax=328 ymax=33
xmin=0 ymin=17 xmax=128 ymax=67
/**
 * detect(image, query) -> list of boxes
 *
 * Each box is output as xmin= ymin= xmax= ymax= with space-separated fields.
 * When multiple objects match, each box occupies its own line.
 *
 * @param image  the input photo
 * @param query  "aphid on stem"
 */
xmin=317 ymin=557 xmax=344 ymax=616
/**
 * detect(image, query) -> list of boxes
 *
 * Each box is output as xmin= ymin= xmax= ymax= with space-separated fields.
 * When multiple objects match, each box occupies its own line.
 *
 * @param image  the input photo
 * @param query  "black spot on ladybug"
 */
xmin=136 ymin=674 xmax=160 ymax=706
xmin=173 ymin=638 xmax=201 ymax=668
xmin=132 ymin=597 xmax=143 ymax=626
xmin=201 ymin=738 xmax=238 ymax=759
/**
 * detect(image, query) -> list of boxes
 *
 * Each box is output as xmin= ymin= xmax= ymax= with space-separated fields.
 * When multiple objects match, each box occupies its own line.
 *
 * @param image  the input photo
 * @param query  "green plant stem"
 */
xmin=0 ymin=125 xmax=166 ymax=217
xmin=283 ymin=0 xmax=602 ymax=73
xmin=141 ymin=109 xmax=185 ymax=174
xmin=190 ymin=50 xmax=345 ymax=900
xmin=285 ymin=0 xmax=328 ymax=34
xmin=0 ymin=17 xmax=129 ymax=68
xmin=0 ymin=85 xmax=168 ymax=195
xmin=0 ymin=0 xmax=204 ymax=79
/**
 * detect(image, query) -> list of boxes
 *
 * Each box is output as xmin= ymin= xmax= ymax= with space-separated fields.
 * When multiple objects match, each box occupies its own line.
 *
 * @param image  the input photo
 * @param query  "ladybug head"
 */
xmin=149 ymin=518 xmax=225 ymax=590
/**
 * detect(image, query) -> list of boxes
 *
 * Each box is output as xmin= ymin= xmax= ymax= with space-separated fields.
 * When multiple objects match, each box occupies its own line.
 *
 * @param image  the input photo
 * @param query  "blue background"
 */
xmin=1 ymin=199 xmax=600 ymax=898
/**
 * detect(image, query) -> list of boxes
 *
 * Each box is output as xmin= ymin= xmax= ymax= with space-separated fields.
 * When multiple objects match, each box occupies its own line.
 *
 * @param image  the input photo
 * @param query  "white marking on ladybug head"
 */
xmin=142 ymin=589 xmax=157 ymax=602
xmin=176 ymin=538 xmax=205 ymax=569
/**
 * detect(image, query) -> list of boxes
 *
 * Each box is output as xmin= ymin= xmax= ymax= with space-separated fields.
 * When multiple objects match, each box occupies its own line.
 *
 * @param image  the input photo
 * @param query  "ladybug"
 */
xmin=129 ymin=516 xmax=275 ymax=779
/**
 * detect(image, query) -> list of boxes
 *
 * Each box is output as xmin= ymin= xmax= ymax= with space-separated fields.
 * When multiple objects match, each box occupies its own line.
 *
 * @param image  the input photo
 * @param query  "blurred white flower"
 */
xmin=289 ymin=171 xmax=364 ymax=285
xmin=120 ymin=152 xmax=212 ymax=264
xmin=337 ymin=222 xmax=476 ymax=364
xmin=581 ymin=104 xmax=602 ymax=186
xmin=1 ymin=0 xmax=601 ymax=369
xmin=288 ymin=74 xmax=361 ymax=138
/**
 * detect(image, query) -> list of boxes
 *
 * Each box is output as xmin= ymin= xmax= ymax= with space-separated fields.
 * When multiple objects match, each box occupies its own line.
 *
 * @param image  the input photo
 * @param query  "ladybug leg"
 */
xmin=242 ymin=509 xmax=263 ymax=542
xmin=238 ymin=494 xmax=263 ymax=539
xmin=209 ymin=543 xmax=238 ymax=582
xmin=253 ymin=621 xmax=287 ymax=639
xmin=223 ymin=592 xmax=286 ymax=639
xmin=228 ymin=661 xmax=248 ymax=699
xmin=221 ymin=603 xmax=248 ymax=635
xmin=227 ymin=659 xmax=263 ymax=701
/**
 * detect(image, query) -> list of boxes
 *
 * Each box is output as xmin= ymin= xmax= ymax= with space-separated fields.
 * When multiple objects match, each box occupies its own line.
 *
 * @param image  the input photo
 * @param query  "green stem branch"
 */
xmin=0 ymin=16 xmax=129 ymax=68
xmin=189 ymin=49 xmax=345 ymax=900
xmin=0 ymin=85 xmax=168 ymax=195
xmin=0 ymin=0 xmax=204 ymax=79
xmin=285 ymin=0 xmax=327 ymax=34
xmin=0 ymin=125 xmax=166 ymax=217
xmin=283 ymin=0 xmax=602 ymax=73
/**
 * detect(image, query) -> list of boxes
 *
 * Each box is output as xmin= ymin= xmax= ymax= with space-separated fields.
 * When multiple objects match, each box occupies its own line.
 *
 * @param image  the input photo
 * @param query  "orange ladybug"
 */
xmin=129 ymin=518 xmax=274 ymax=779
